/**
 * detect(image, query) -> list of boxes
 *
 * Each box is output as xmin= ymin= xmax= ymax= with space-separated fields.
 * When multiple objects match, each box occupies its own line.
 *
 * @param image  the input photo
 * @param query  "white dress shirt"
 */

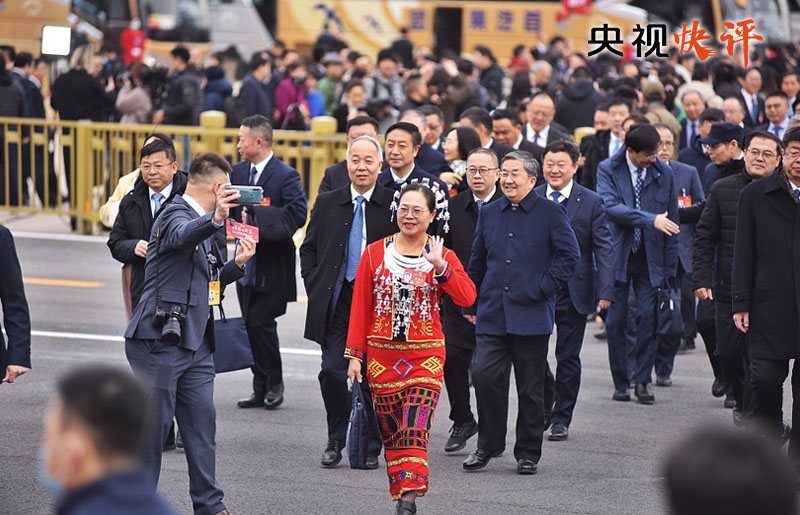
xmin=513 ymin=134 xmax=524 ymax=150
xmin=546 ymin=179 xmax=574 ymax=203
xmin=625 ymin=152 xmax=647 ymax=185
xmin=149 ymin=182 xmax=174 ymax=217
xmin=390 ymin=164 xmax=416 ymax=183
xmin=249 ymin=152 xmax=274 ymax=185
xmin=350 ymin=184 xmax=374 ymax=255
xmin=526 ymin=123 xmax=549 ymax=147
xmin=767 ymin=118 xmax=789 ymax=139
xmin=741 ymin=88 xmax=759 ymax=122
xmin=473 ymin=185 xmax=497 ymax=205
xmin=609 ymin=131 xmax=623 ymax=156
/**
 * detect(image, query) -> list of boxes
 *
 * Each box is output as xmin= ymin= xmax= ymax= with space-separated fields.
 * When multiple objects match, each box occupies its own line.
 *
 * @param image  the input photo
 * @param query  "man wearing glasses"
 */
xmin=700 ymin=122 xmax=746 ymax=194
xmin=464 ymin=150 xmax=579 ymax=474
xmin=441 ymin=148 xmax=502 ymax=453
xmin=597 ymin=123 xmax=680 ymax=404
xmin=694 ymin=130 xmax=782 ymax=427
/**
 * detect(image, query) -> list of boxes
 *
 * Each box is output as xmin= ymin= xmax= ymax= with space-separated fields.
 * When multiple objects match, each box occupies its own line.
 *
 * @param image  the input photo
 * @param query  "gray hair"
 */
xmin=346 ymin=135 xmax=383 ymax=162
xmin=502 ymin=150 xmax=540 ymax=179
xmin=789 ymin=113 xmax=800 ymax=129
xmin=400 ymin=109 xmax=427 ymax=129
xmin=681 ymin=88 xmax=705 ymax=104
xmin=531 ymin=60 xmax=552 ymax=76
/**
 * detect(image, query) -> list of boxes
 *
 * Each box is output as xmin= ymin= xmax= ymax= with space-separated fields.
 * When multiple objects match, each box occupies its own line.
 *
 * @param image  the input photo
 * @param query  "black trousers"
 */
xmin=444 ymin=343 xmax=475 ymax=424
xmin=696 ymin=298 xmax=724 ymax=380
xmin=751 ymin=358 xmax=800 ymax=464
xmin=318 ymin=281 xmax=382 ymax=453
xmin=473 ymin=333 xmax=549 ymax=462
xmin=715 ymin=298 xmax=753 ymax=413
xmin=543 ymin=294 xmax=587 ymax=427
xmin=247 ymin=318 xmax=282 ymax=394
xmin=680 ymin=264 xmax=697 ymax=341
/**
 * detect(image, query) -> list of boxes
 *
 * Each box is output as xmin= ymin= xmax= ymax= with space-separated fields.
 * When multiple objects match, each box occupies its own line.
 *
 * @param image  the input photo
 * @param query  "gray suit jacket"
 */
xmin=125 ymin=196 xmax=244 ymax=351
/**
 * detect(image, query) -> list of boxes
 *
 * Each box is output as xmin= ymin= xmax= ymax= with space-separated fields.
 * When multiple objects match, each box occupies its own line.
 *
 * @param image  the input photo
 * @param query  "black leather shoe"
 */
xmin=237 ymin=392 xmax=265 ymax=408
xmin=612 ymin=389 xmax=631 ymax=401
xmin=724 ymin=393 xmax=736 ymax=409
xmin=444 ymin=420 xmax=478 ymax=452
xmin=365 ymin=454 xmax=379 ymax=469
xmin=593 ymin=326 xmax=607 ymax=340
xmin=678 ymin=338 xmax=696 ymax=353
xmin=732 ymin=409 xmax=744 ymax=427
xmin=463 ymin=448 xmax=502 ymax=471
xmin=635 ymin=383 xmax=655 ymax=404
xmin=548 ymin=423 xmax=569 ymax=441
xmin=264 ymin=383 xmax=284 ymax=410
xmin=517 ymin=459 xmax=538 ymax=475
xmin=781 ymin=422 xmax=792 ymax=446
xmin=321 ymin=438 xmax=345 ymax=468
xmin=395 ymin=500 xmax=417 ymax=515
xmin=163 ymin=422 xmax=176 ymax=451
xmin=712 ymin=378 xmax=730 ymax=398
xmin=656 ymin=375 xmax=672 ymax=387
xmin=543 ymin=413 xmax=551 ymax=432
xmin=175 ymin=427 xmax=183 ymax=449
xmin=629 ymin=370 xmax=636 ymax=389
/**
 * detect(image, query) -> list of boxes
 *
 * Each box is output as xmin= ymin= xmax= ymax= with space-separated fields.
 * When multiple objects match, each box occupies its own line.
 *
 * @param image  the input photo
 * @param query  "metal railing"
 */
xmin=0 ymin=116 xmax=347 ymax=233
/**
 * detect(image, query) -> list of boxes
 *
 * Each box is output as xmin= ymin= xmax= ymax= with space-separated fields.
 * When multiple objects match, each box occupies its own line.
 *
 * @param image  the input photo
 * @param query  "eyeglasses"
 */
xmin=499 ymin=170 xmax=528 ymax=180
xmin=785 ymin=150 xmax=800 ymax=160
xmin=397 ymin=206 xmax=429 ymax=218
xmin=660 ymin=141 xmax=675 ymax=148
xmin=141 ymin=163 xmax=171 ymax=173
xmin=745 ymin=148 xmax=777 ymax=159
xmin=643 ymin=153 xmax=659 ymax=161
xmin=466 ymin=166 xmax=498 ymax=176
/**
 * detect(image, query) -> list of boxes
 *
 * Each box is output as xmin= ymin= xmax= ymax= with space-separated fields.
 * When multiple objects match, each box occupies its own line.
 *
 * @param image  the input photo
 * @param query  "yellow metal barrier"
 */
xmin=0 ymin=116 xmax=347 ymax=234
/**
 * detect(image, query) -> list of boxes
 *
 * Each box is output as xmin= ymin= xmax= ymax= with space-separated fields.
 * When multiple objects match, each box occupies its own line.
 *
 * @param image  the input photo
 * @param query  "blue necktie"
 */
xmin=152 ymin=192 xmax=164 ymax=216
xmin=551 ymin=191 xmax=561 ymax=203
xmin=345 ymin=196 xmax=365 ymax=281
xmin=774 ymin=126 xmax=783 ymax=139
xmin=476 ymin=199 xmax=484 ymax=209
xmin=751 ymin=97 xmax=758 ymax=125
xmin=795 ymin=189 xmax=800 ymax=201
xmin=689 ymin=121 xmax=697 ymax=147
xmin=611 ymin=137 xmax=620 ymax=156
xmin=632 ymin=168 xmax=644 ymax=253
xmin=249 ymin=166 xmax=258 ymax=186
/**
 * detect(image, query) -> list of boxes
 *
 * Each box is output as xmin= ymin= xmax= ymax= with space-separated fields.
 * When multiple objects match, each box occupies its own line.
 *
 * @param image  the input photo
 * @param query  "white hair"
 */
xmin=346 ymin=135 xmax=383 ymax=162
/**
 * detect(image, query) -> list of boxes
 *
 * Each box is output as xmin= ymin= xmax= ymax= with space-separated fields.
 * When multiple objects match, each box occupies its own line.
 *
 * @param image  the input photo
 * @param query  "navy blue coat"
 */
xmin=57 ymin=470 xmax=176 ymax=515
xmin=596 ymin=149 xmax=680 ymax=287
xmin=667 ymin=159 xmax=705 ymax=273
xmin=318 ymin=160 xmax=349 ymax=194
xmin=125 ymin=196 xmax=244 ymax=351
xmin=534 ymin=182 xmax=615 ymax=314
xmin=231 ymin=157 xmax=308 ymax=322
xmin=0 ymin=226 xmax=31 ymax=374
xmin=415 ymin=142 xmax=447 ymax=174
xmin=677 ymin=143 xmax=710 ymax=193
xmin=467 ymin=190 xmax=580 ymax=336
xmin=377 ymin=164 xmax=448 ymax=193
xmin=239 ymin=73 xmax=272 ymax=119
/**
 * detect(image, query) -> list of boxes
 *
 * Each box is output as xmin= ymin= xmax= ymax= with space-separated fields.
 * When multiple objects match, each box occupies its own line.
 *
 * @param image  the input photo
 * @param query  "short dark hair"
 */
xmin=543 ymin=139 xmax=580 ymax=165
xmin=474 ymin=45 xmax=496 ymax=62
xmin=698 ymin=107 xmax=726 ymax=124
xmin=0 ymin=45 xmax=16 ymax=62
xmin=608 ymin=98 xmax=632 ymax=113
xmin=625 ymin=123 xmax=661 ymax=153
xmin=386 ymin=121 xmax=422 ymax=147
xmin=744 ymin=129 xmax=782 ymax=153
xmin=241 ymin=114 xmax=273 ymax=145
xmin=14 ymin=51 xmax=33 ymax=68
xmin=459 ymin=107 xmax=492 ymax=132
xmin=571 ymin=66 xmax=593 ymax=81
xmin=765 ymin=90 xmax=788 ymax=102
xmin=346 ymin=116 xmax=379 ymax=135
xmin=399 ymin=182 xmax=436 ymax=212
xmin=0 ymin=53 xmax=5 ymax=70
xmin=140 ymin=140 xmax=176 ymax=163
xmin=623 ymin=114 xmax=650 ymax=127
xmin=466 ymin=147 xmax=499 ymax=167
xmin=189 ymin=152 xmax=232 ymax=182
xmin=595 ymin=103 xmax=609 ymax=113
xmin=652 ymin=122 xmax=676 ymax=140
xmin=783 ymin=71 xmax=799 ymax=82
xmin=419 ymin=104 xmax=444 ymax=122
xmin=664 ymin=426 xmax=798 ymax=515
xmin=145 ymin=132 xmax=174 ymax=149
xmin=170 ymin=45 xmax=190 ymax=64
xmin=782 ymin=125 xmax=800 ymax=147
xmin=741 ymin=66 xmax=761 ymax=80
xmin=343 ymin=79 xmax=363 ymax=94
xmin=250 ymin=53 xmax=270 ymax=72
xmin=57 ymin=366 xmax=149 ymax=460
xmin=447 ymin=127 xmax=482 ymax=161
xmin=491 ymin=108 xmax=521 ymax=127
xmin=456 ymin=58 xmax=474 ymax=76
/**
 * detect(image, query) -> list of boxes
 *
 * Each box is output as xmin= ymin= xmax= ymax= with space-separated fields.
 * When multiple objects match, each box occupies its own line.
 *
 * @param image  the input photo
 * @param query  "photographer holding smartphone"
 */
xmin=124 ymin=152 xmax=256 ymax=515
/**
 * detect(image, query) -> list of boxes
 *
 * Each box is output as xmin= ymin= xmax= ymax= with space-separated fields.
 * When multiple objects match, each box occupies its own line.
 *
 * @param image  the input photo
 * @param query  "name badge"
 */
xmin=208 ymin=281 xmax=221 ymax=306
xmin=226 ymin=219 xmax=259 ymax=242
xmin=402 ymin=268 xmax=428 ymax=287
xmin=260 ymin=196 xmax=271 ymax=206
xmin=677 ymin=195 xmax=692 ymax=208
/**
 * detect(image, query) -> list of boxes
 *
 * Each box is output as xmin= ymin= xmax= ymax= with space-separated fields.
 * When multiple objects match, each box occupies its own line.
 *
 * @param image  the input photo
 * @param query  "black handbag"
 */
xmin=212 ymin=305 xmax=253 ymax=374
xmin=656 ymin=277 xmax=683 ymax=338
xmin=347 ymin=380 xmax=370 ymax=469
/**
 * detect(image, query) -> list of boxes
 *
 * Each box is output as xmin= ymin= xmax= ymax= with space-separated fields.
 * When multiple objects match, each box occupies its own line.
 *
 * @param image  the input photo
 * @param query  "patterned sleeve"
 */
xmin=437 ymin=248 xmax=477 ymax=308
xmin=344 ymin=244 xmax=375 ymax=361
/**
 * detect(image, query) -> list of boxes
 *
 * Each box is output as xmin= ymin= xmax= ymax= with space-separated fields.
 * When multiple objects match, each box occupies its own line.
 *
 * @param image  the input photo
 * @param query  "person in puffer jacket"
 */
xmin=554 ymin=66 xmax=606 ymax=134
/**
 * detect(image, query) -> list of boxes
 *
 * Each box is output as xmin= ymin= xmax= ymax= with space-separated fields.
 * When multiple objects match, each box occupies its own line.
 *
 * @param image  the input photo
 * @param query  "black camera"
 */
xmin=155 ymin=306 xmax=187 ymax=345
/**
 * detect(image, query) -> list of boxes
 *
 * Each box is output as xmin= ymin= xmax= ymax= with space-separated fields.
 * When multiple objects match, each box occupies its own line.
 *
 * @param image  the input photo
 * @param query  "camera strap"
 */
xmin=153 ymin=217 xmax=196 ymax=314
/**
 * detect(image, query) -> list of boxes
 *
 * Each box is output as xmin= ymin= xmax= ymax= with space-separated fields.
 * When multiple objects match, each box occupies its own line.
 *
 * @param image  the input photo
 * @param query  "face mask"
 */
xmin=38 ymin=449 xmax=65 ymax=499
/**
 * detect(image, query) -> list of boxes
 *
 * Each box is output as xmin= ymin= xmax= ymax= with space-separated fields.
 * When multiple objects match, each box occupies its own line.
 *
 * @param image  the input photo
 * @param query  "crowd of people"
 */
xmin=2 ymin=25 xmax=800 ymax=515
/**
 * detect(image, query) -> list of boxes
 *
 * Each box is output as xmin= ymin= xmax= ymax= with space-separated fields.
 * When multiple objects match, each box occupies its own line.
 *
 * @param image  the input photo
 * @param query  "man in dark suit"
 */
xmin=459 ymin=107 xmax=514 ymax=161
xmin=522 ymin=92 xmax=572 ymax=148
xmin=492 ymin=108 xmax=543 ymax=166
xmin=232 ymin=115 xmax=308 ymax=410
xmin=757 ymin=91 xmax=790 ymax=139
xmin=377 ymin=121 xmax=447 ymax=193
xmin=124 ymin=153 xmax=256 ymax=515
xmin=732 ymin=125 xmax=800 ymax=464
xmin=651 ymin=124 xmax=705 ymax=386
xmin=400 ymin=109 xmax=447 ymax=174
xmin=538 ymin=140 xmax=614 ymax=441
xmin=25 ymin=57 xmax=57 ymax=206
xmin=239 ymin=54 xmax=273 ymax=121
xmin=441 ymin=147 xmax=502 ymax=453
xmin=420 ymin=104 xmax=445 ymax=154
xmin=108 ymin=140 xmax=188 ymax=314
xmin=678 ymin=90 xmax=706 ymax=151
xmin=0 ymin=226 xmax=30 ymax=385
xmin=579 ymin=98 xmax=630 ymax=190
xmin=596 ymin=124 xmax=680 ymax=404
xmin=678 ymin=108 xmax=725 ymax=193
xmin=318 ymin=116 xmax=379 ymax=195
xmin=736 ymin=67 xmax=765 ymax=129
xmin=463 ymin=150 xmax=580 ymax=474
xmin=300 ymin=135 xmax=395 ymax=468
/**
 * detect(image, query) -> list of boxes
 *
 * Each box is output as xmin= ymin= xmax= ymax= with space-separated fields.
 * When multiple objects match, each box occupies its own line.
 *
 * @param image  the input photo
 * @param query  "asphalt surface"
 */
xmin=0 ymin=227 xmax=769 ymax=515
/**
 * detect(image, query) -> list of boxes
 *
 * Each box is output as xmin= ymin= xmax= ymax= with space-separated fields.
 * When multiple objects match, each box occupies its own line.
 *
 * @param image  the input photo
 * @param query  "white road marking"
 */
xmin=28 ymin=329 xmax=322 ymax=356
xmin=11 ymin=231 xmax=108 ymax=243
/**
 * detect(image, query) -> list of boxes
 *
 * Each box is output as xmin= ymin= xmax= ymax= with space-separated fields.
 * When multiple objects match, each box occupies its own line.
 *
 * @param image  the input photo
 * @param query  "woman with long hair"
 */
xmin=437 ymin=126 xmax=482 ymax=192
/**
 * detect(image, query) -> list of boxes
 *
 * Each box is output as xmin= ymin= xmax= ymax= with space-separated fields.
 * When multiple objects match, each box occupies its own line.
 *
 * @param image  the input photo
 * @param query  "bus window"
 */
xmin=142 ymin=0 xmax=211 ymax=43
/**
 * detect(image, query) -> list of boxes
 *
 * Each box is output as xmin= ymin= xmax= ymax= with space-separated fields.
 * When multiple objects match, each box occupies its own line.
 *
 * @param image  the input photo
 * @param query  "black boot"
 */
xmin=396 ymin=500 xmax=416 ymax=515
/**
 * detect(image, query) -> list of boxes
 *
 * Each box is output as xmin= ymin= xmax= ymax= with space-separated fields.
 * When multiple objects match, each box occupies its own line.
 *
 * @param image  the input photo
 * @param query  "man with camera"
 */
xmin=124 ymin=152 xmax=256 ymax=515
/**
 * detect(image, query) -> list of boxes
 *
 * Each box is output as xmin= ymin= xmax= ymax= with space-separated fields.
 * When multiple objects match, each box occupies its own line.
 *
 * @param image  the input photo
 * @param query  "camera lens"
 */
xmin=162 ymin=317 xmax=182 ymax=345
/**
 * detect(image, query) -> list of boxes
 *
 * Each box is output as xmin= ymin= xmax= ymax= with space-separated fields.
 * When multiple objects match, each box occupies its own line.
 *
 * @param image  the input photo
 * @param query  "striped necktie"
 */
xmin=632 ymin=168 xmax=644 ymax=253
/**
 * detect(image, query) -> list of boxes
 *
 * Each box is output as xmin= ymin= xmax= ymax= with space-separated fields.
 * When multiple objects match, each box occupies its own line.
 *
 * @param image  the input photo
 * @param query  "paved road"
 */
xmin=0 ymin=232 xmax=752 ymax=515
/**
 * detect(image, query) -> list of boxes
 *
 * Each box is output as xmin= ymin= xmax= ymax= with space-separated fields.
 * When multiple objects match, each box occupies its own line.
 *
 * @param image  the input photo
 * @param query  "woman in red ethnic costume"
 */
xmin=346 ymin=183 xmax=476 ymax=515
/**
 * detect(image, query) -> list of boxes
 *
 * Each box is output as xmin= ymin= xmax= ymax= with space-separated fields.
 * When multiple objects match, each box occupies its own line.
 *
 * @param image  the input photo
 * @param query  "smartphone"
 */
xmin=225 ymin=185 xmax=263 ymax=205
